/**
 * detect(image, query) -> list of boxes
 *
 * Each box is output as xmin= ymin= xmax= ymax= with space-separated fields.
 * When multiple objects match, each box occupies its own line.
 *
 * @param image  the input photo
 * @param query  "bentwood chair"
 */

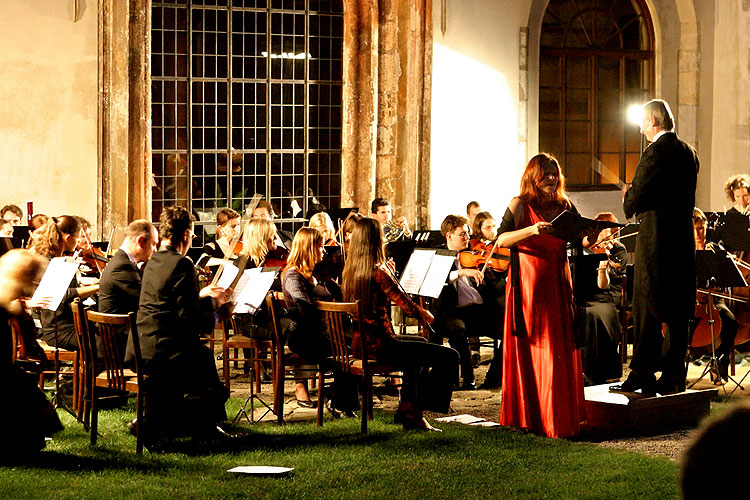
xmin=316 ymin=300 xmax=395 ymax=434
xmin=84 ymin=309 xmax=144 ymax=454
xmin=266 ymin=292 xmax=325 ymax=426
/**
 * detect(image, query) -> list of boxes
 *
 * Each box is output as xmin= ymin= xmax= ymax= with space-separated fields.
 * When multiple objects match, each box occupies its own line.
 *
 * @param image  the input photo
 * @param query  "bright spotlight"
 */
xmin=627 ymin=104 xmax=643 ymax=126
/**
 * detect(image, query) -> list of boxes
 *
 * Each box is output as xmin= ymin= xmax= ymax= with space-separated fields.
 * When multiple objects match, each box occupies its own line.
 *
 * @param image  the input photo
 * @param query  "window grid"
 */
xmin=151 ymin=0 xmax=343 ymax=243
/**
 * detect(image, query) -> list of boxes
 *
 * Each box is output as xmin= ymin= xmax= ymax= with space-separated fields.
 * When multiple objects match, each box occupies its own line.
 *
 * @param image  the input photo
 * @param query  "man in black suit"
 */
xmin=613 ymin=99 xmax=699 ymax=395
xmin=137 ymin=206 xmax=232 ymax=443
xmin=98 ymin=219 xmax=158 ymax=315
xmin=98 ymin=219 xmax=157 ymax=363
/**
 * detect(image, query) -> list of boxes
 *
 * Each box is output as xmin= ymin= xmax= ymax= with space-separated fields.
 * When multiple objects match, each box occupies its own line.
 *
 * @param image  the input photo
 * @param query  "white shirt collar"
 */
xmin=119 ymin=244 xmax=139 ymax=267
xmin=651 ymin=130 xmax=669 ymax=143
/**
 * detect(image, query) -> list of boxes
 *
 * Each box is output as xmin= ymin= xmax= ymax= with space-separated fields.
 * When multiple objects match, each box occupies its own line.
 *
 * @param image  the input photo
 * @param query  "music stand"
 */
xmin=386 ymin=239 xmax=417 ymax=278
xmin=689 ymin=249 xmax=747 ymax=391
xmin=713 ymin=212 xmax=750 ymax=251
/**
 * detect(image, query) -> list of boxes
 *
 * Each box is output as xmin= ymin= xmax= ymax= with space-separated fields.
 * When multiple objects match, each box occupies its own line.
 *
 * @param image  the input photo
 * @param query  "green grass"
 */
xmin=0 ymin=398 xmax=680 ymax=500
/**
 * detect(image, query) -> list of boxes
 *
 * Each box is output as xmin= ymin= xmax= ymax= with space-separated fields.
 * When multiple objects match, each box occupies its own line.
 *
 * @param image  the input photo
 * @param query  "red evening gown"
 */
xmin=499 ymin=203 xmax=586 ymax=438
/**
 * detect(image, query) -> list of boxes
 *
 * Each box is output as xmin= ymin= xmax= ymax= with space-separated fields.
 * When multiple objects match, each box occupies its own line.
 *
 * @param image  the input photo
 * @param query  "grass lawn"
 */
xmin=0 ymin=398 xmax=681 ymax=500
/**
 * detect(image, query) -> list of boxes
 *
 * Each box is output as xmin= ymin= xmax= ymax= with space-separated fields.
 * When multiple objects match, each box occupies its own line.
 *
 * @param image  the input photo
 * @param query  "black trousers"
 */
xmin=142 ymin=344 xmax=229 ymax=439
xmin=630 ymin=296 xmax=690 ymax=379
xmin=379 ymin=338 xmax=459 ymax=414
xmin=430 ymin=304 xmax=486 ymax=382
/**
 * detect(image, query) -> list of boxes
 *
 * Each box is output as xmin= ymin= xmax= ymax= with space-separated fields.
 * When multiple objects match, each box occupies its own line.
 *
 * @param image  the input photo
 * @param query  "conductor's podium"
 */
xmin=583 ymin=383 xmax=717 ymax=432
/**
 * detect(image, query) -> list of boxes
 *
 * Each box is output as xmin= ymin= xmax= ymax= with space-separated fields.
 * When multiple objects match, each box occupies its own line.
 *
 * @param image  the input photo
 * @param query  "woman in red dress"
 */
xmin=495 ymin=153 xmax=586 ymax=438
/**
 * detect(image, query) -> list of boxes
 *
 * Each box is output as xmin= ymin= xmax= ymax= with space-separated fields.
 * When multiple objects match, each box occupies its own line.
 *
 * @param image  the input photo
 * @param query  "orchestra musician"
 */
xmin=98 ymin=220 xmax=159 ymax=360
xmin=466 ymin=201 xmax=481 ymax=228
xmin=0 ymin=219 xmax=12 ymax=238
xmin=203 ymin=208 xmax=241 ymax=260
xmin=429 ymin=215 xmax=489 ymax=390
xmin=371 ymin=198 xmax=412 ymax=242
xmin=724 ymin=174 xmax=750 ymax=215
xmin=308 ymin=211 xmax=338 ymax=246
xmin=252 ymin=199 xmax=293 ymax=250
xmin=495 ymin=152 xmax=586 ymax=438
xmin=33 ymin=216 xmax=100 ymax=351
xmin=342 ymin=218 xmax=458 ymax=431
xmin=613 ymin=99 xmax=699 ymax=396
xmin=579 ymin=212 xmax=626 ymax=385
xmin=470 ymin=211 xmax=506 ymax=389
xmin=0 ymin=249 xmax=62 ymax=455
xmin=693 ymin=208 xmax=737 ymax=383
xmin=26 ymin=214 xmax=48 ymax=249
xmin=137 ymin=206 xmax=232 ymax=445
xmin=341 ymin=212 xmax=364 ymax=252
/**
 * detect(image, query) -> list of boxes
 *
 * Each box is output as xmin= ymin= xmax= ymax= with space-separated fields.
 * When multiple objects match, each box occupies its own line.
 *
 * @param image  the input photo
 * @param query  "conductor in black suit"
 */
xmin=613 ymin=99 xmax=699 ymax=395
xmin=138 ymin=206 xmax=232 ymax=442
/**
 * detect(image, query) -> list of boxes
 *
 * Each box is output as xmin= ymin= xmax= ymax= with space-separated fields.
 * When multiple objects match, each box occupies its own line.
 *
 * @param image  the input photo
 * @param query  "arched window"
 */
xmin=151 ymin=0 xmax=343 ymax=243
xmin=539 ymin=0 xmax=654 ymax=189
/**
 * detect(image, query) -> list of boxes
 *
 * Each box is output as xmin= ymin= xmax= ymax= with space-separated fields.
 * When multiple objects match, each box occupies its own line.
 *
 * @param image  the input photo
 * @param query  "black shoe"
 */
xmin=456 ymin=380 xmax=476 ymax=391
xmin=193 ymin=425 xmax=239 ymax=444
xmin=654 ymin=374 xmax=686 ymax=395
xmin=471 ymin=352 xmax=481 ymax=368
xmin=296 ymin=399 xmax=317 ymax=409
xmin=125 ymin=418 xmax=138 ymax=437
xmin=609 ymin=371 xmax=656 ymax=394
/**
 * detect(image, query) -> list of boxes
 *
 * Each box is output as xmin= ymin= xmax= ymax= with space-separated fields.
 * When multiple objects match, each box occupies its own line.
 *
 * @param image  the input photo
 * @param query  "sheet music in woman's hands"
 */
xmin=232 ymin=267 xmax=279 ymax=314
xmin=215 ymin=262 xmax=239 ymax=289
xmin=30 ymin=256 xmax=79 ymax=311
xmin=399 ymin=248 xmax=457 ymax=298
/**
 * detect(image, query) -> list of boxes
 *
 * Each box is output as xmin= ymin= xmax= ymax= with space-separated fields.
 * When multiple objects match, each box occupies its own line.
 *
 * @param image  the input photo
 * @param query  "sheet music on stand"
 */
xmin=399 ymin=248 xmax=456 ymax=298
xmin=215 ymin=261 xmax=240 ymax=289
xmin=232 ymin=267 xmax=280 ymax=314
xmin=30 ymin=256 xmax=79 ymax=311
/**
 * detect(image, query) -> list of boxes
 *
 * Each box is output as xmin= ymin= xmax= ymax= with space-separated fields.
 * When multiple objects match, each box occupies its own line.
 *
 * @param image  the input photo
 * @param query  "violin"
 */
xmin=265 ymin=246 xmax=289 ymax=270
xmin=459 ymin=239 xmax=510 ymax=272
xmin=81 ymin=246 xmax=109 ymax=272
xmin=589 ymin=240 xmax=622 ymax=270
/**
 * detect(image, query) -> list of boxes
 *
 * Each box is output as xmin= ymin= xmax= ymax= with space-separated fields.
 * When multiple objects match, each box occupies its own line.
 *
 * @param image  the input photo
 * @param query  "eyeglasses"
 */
xmin=453 ymin=231 xmax=470 ymax=239
xmin=188 ymin=231 xmax=197 ymax=239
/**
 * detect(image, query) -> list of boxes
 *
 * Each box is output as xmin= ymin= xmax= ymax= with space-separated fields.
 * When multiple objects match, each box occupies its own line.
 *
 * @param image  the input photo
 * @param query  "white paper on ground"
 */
xmin=227 ymin=466 xmax=294 ymax=476
xmin=434 ymin=414 xmax=485 ymax=425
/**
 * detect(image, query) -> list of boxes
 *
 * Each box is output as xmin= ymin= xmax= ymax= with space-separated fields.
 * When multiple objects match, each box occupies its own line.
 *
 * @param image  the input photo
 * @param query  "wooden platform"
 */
xmin=583 ymin=383 xmax=718 ymax=432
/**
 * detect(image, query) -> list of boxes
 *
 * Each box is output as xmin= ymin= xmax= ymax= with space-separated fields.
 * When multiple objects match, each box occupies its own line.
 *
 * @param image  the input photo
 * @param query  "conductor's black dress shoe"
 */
xmin=609 ymin=371 xmax=656 ymax=394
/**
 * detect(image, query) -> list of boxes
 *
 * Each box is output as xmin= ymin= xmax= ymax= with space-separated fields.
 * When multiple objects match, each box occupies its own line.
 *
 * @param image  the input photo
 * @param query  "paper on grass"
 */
xmin=227 ymin=466 xmax=294 ymax=476
xmin=434 ymin=414 xmax=485 ymax=425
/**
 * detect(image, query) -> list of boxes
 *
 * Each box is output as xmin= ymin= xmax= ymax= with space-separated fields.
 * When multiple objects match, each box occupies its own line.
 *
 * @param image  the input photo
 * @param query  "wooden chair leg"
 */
xmin=275 ymin=357 xmax=284 ymax=425
xmin=361 ymin=373 xmax=370 ymax=434
xmin=90 ymin=385 xmax=98 ymax=446
xmin=136 ymin=390 xmax=143 ymax=455
xmin=317 ymin=369 xmax=324 ymax=427
xmin=223 ymin=341 xmax=230 ymax=390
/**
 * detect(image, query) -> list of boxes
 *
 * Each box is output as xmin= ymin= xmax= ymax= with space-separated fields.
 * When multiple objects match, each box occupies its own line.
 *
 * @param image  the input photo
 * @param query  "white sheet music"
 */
xmin=31 ymin=257 xmax=79 ymax=311
xmin=400 ymin=249 xmax=436 ymax=294
xmin=418 ymin=251 xmax=456 ymax=298
xmin=232 ymin=268 xmax=278 ymax=314
xmin=215 ymin=262 xmax=239 ymax=289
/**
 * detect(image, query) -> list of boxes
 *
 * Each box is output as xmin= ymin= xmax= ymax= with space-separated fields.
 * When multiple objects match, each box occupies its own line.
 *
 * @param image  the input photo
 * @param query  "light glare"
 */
xmin=627 ymin=104 xmax=643 ymax=126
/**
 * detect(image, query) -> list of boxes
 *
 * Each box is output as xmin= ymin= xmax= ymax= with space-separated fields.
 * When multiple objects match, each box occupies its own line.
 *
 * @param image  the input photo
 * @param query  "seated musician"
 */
xmin=693 ymin=208 xmax=738 ymax=383
xmin=0 ymin=219 xmax=12 ymax=238
xmin=429 ymin=214 xmax=491 ymax=390
xmin=308 ymin=212 xmax=338 ymax=246
xmin=579 ymin=212 xmax=626 ymax=385
xmin=203 ymin=208 xmax=240 ymax=260
xmin=466 ymin=201 xmax=481 ymax=228
xmin=0 ymin=249 xmax=63 ymax=456
xmin=371 ymin=197 xmax=412 ymax=242
xmin=343 ymin=218 xmax=458 ymax=431
xmin=26 ymin=214 xmax=48 ymax=250
xmin=282 ymin=227 xmax=357 ymax=415
xmin=252 ymin=199 xmax=293 ymax=250
xmin=470 ymin=211 xmax=507 ymax=389
xmin=0 ymin=204 xmax=22 ymax=226
xmin=98 ymin=220 xmax=158 ymax=360
xmin=341 ymin=212 xmax=364 ymax=252
xmin=33 ymin=216 xmax=100 ymax=351
xmin=137 ymin=206 xmax=232 ymax=443
xmin=724 ymin=174 xmax=750 ymax=215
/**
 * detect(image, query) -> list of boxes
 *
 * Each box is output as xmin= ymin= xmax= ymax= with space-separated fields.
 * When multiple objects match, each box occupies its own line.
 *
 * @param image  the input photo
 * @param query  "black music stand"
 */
xmin=713 ymin=212 xmax=750 ymax=251
xmin=386 ymin=239 xmax=417 ymax=278
xmin=689 ymin=249 xmax=747 ymax=391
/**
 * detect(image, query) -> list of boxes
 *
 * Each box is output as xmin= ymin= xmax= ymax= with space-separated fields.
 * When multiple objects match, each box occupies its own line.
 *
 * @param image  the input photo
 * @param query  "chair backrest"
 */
xmin=8 ymin=317 xmax=20 ymax=362
xmin=265 ymin=291 xmax=287 ymax=349
xmin=71 ymin=298 xmax=94 ymax=372
xmin=315 ymin=300 xmax=363 ymax=373
xmin=85 ymin=309 xmax=140 ymax=390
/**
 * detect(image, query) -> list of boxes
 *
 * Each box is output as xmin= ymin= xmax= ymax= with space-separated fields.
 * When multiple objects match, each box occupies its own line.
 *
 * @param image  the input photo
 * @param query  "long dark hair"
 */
xmin=342 ymin=218 xmax=385 ymax=313
xmin=518 ymin=153 xmax=571 ymax=209
xmin=33 ymin=215 xmax=81 ymax=258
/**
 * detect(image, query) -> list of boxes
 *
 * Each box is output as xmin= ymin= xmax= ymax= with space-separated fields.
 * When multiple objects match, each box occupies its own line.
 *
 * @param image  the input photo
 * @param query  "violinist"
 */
xmin=252 ymin=199 xmax=293 ymax=250
xmin=308 ymin=211 xmax=338 ymax=246
xmin=0 ymin=219 xmax=12 ymax=238
xmin=693 ymin=208 xmax=737 ymax=383
xmin=26 ymin=214 xmax=48 ymax=249
xmin=466 ymin=201 xmax=481 ymax=227
xmin=429 ymin=214 xmax=490 ymax=390
xmin=724 ymin=174 xmax=750 ymax=215
xmin=74 ymin=216 xmax=108 ymax=276
xmin=579 ymin=212 xmax=626 ymax=385
xmin=469 ymin=211 xmax=507 ymax=389
xmin=203 ymin=208 xmax=241 ymax=260
xmin=33 ymin=216 xmax=99 ymax=351
xmin=341 ymin=212 xmax=364 ymax=252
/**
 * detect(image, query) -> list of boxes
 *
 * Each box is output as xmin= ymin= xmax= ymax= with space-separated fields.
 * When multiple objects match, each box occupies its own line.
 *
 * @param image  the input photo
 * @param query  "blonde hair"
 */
xmin=284 ymin=227 xmax=324 ymax=281
xmin=308 ymin=212 xmax=335 ymax=241
xmin=0 ymin=249 xmax=47 ymax=315
xmin=241 ymin=217 xmax=276 ymax=266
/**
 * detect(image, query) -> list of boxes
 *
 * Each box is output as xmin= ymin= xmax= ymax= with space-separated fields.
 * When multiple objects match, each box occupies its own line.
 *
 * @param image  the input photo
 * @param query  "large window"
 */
xmin=151 ymin=0 xmax=343 ymax=243
xmin=539 ymin=0 xmax=654 ymax=189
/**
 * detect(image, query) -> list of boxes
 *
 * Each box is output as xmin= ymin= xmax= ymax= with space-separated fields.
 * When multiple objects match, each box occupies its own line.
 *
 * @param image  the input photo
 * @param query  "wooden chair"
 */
xmin=84 ymin=309 xmax=144 ymax=454
xmin=223 ymin=315 xmax=274 ymax=394
xmin=316 ymin=300 xmax=395 ymax=434
xmin=266 ymin=292 xmax=325 ymax=426
xmin=71 ymin=299 xmax=93 ymax=427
